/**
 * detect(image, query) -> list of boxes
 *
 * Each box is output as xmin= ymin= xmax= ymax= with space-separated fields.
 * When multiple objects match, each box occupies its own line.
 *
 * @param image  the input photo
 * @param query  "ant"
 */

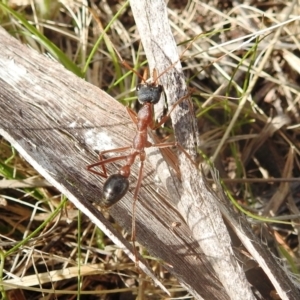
xmin=86 ymin=66 xmax=192 ymax=238
xmin=86 ymin=37 xmax=198 ymax=263
xmin=86 ymin=68 xmax=186 ymax=203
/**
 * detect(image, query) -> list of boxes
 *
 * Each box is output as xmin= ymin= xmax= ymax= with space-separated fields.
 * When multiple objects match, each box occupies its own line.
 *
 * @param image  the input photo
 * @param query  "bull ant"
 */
xmin=86 ymin=40 xmax=197 ymax=263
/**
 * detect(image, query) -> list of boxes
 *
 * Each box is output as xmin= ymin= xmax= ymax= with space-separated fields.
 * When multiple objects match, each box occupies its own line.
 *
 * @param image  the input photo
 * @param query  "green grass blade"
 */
xmin=4 ymin=197 xmax=67 ymax=257
xmin=0 ymin=3 xmax=83 ymax=77
xmin=83 ymin=1 xmax=129 ymax=76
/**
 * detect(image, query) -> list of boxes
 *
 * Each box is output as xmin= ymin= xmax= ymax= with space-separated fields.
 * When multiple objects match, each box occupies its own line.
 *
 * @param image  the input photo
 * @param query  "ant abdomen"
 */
xmin=101 ymin=174 xmax=129 ymax=207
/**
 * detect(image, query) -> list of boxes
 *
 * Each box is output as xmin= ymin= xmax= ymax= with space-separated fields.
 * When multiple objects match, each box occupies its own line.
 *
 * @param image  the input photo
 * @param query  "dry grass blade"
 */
xmin=264 ymin=147 xmax=295 ymax=215
xmin=0 ymin=177 xmax=51 ymax=189
xmin=241 ymin=115 xmax=291 ymax=166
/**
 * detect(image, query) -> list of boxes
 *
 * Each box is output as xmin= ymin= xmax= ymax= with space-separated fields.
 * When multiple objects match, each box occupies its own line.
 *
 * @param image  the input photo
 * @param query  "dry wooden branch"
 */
xmin=0 ymin=26 xmax=224 ymax=298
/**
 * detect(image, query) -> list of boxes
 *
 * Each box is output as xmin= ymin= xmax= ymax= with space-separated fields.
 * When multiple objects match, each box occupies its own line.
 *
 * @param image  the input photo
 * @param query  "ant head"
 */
xmin=136 ymin=83 xmax=163 ymax=104
xmin=135 ymin=68 xmax=163 ymax=104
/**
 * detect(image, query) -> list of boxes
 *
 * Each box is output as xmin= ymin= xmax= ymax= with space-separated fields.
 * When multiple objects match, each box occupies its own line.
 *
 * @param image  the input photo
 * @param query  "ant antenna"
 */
xmin=153 ymin=33 xmax=203 ymax=84
xmin=88 ymin=6 xmax=145 ymax=82
xmin=89 ymin=8 xmax=202 ymax=86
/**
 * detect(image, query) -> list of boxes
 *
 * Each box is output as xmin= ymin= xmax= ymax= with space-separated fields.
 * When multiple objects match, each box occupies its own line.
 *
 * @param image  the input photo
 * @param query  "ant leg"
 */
xmin=126 ymin=107 xmax=138 ymax=124
xmin=152 ymin=89 xmax=195 ymax=130
xmin=131 ymin=156 xmax=145 ymax=267
xmin=99 ymin=146 xmax=131 ymax=159
xmin=86 ymin=146 xmax=131 ymax=178
xmin=151 ymin=141 xmax=198 ymax=169
xmin=154 ymin=34 xmax=203 ymax=82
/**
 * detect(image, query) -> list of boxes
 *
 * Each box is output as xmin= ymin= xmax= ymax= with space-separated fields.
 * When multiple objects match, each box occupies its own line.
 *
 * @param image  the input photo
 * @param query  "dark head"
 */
xmin=100 ymin=174 xmax=129 ymax=208
xmin=136 ymin=83 xmax=163 ymax=104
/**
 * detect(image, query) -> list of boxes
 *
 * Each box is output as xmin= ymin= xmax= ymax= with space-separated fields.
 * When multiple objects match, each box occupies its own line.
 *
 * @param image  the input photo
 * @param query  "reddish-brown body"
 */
xmin=86 ymin=80 xmax=164 ymax=208
xmin=86 ymin=69 xmax=190 ymax=264
xmin=119 ymin=102 xmax=153 ymax=179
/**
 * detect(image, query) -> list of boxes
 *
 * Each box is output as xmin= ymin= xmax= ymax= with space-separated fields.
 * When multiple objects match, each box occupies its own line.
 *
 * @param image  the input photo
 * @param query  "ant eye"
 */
xmin=136 ymin=84 xmax=141 ymax=91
